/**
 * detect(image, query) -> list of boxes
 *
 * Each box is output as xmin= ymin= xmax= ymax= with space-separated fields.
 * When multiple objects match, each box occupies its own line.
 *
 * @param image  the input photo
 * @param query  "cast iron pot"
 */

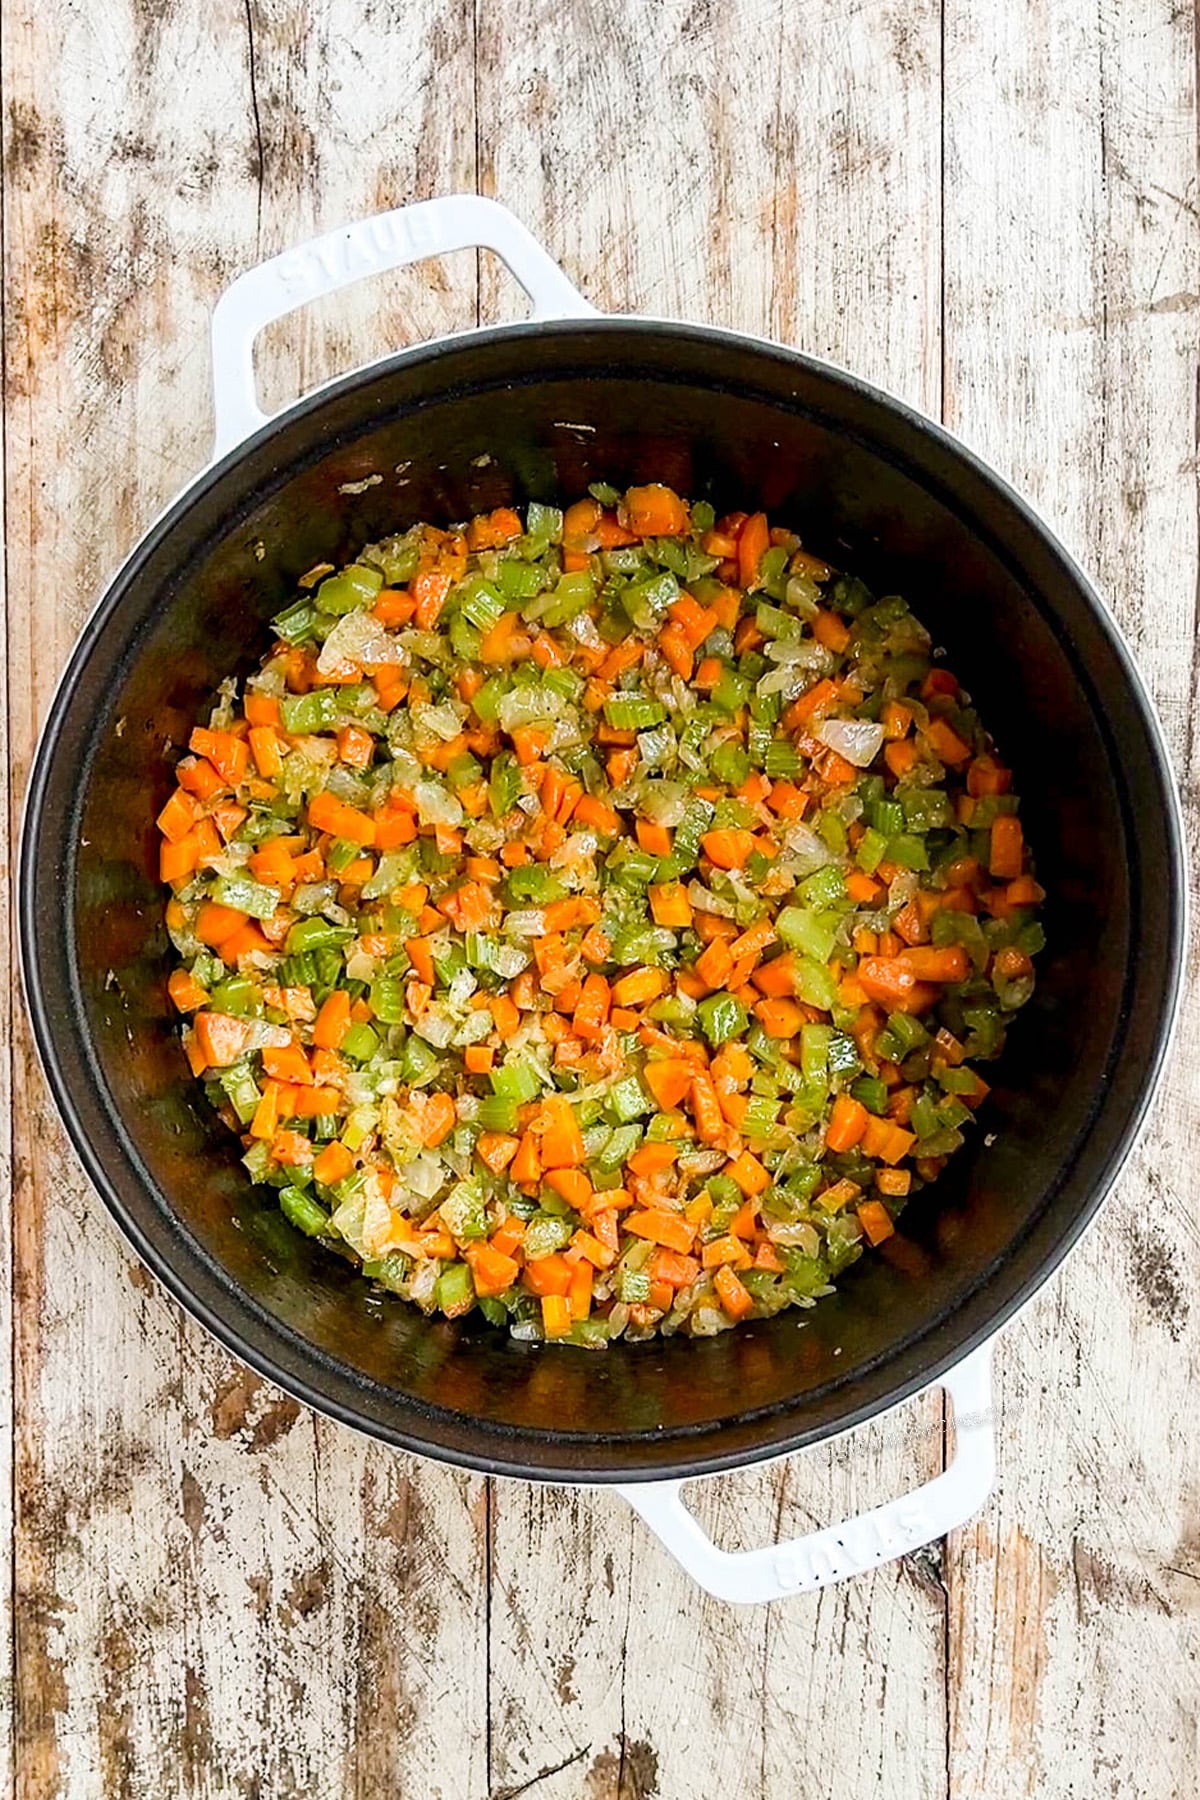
xmin=19 ymin=198 xmax=1185 ymax=1603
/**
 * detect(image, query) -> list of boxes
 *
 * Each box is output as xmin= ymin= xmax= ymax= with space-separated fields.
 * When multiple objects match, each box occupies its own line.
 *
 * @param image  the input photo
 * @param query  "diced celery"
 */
xmin=280 ymin=1187 xmax=329 ymax=1236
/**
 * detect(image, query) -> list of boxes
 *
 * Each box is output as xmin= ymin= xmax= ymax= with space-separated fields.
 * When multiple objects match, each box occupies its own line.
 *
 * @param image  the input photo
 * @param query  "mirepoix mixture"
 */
xmin=156 ymin=482 xmax=1044 ymax=1347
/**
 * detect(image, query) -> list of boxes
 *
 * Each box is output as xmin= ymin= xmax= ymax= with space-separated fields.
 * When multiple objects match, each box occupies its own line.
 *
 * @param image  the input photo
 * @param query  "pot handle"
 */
xmin=210 ymin=194 xmax=596 ymax=456
xmin=616 ymin=1341 xmax=994 ymax=1605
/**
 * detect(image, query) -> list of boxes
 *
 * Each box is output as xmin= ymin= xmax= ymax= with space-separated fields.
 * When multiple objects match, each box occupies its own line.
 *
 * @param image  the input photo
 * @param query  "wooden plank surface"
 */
xmin=2 ymin=1 xmax=1197 ymax=1797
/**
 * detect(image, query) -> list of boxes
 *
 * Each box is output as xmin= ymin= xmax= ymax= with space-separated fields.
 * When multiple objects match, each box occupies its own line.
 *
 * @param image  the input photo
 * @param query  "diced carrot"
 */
xmin=625 ymin=1209 xmax=696 ymax=1253
xmin=846 ymin=870 xmax=883 ymax=905
xmin=312 ymin=989 xmax=352 ymax=1050
xmin=538 ymin=1095 xmax=585 ymax=1170
xmin=522 ymin=1252 xmax=573 ymax=1296
xmin=167 ymin=968 xmax=209 ymax=1012
xmin=156 ymin=787 xmax=198 ymax=843
xmin=737 ymin=511 xmax=770 ymax=589
xmin=195 ymin=901 xmax=247 ymax=947
xmin=335 ymin=724 xmax=374 ymax=769
xmin=861 ymin=1116 xmax=917 ymax=1165
xmin=989 ymin=814 xmax=1024 ymax=880
xmin=643 ymin=1060 xmax=694 ymax=1112
xmin=694 ymin=938 xmax=733 ymax=990
xmin=875 ymin=1166 xmax=912 ymax=1198
xmin=635 ymin=818 xmax=672 ymax=857
xmin=694 ymin=656 xmax=723 ymax=691
xmin=751 ymin=952 xmax=797 ymax=998
xmin=783 ymin=678 xmax=838 ymax=730
xmin=313 ymin=1141 xmax=355 ymax=1186
xmin=261 ymin=1042 xmax=314 ymax=1086
xmin=246 ymin=725 xmax=282 ymax=778
xmin=812 ymin=609 xmax=851 ymax=653
xmin=726 ymin=1151 xmax=770 ymax=1196
xmin=193 ymin=1011 xmax=252 ymax=1068
xmin=898 ymin=945 xmax=970 ymax=983
xmin=176 ymin=754 xmax=227 ymax=801
xmin=611 ymin=967 xmax=668 ymax=1007
xmin=466 ymin=1241 xmax=521 ymax=1297
xmin=464 ymin=1044 xmax=495 ymax=1074
xmin=881 ymin=701 xmax=913 ymax=739
xmin=510 ymin=1129 xmax=542 ymax=1188
xmin=420 ymin=1092 xmax=458 ymax=1148
xmin=373 ymin=806 xmax=417 ymax=849
xmin=566 ymin=1260 xmax=594 ymax=1321
xmin=826 ymin=1091 xmax=869 ymax=1153
xmin=701 ymin=829 xmax=755 ymax=869
xmin=856 ymin=1199 xmax=896 ymax=1246
xmin=755 ymin=998 xmax=804 ymax=1038
xmin=884 ymin=738 xmax=919 ymax=779
xmin=188 ymin=727 xmax=248 ymax=787
xmin=648 ymin=882 xmax=693 ymax=928
xmin=271 ymin=1129 xmax=314 ymax=1167
xmin=923 ymin=716 xmax=972 ymax=767
xmin=658 ymin=623 xmax=694 ymax=681
xmin=967 ymin=753 xmax=1012 ymax=797
xmin=713 ymin=1263 xmax=754 ymax=1320
xmin=689 ymin=1073 xmax=724 ymax=1143
xmin=624 ymin=483 xmax=689 ymax=537
xmin=159 ymin=835 xmax=199 ymax=884
xmin=308 ymin=791 xmax=375 ymax=846
xmin=627 ymin=1142 xmax=679 ymax=1178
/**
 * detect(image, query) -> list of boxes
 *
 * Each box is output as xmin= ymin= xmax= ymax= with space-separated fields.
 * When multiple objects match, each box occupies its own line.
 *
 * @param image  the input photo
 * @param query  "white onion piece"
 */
xmin=780 ymin=822 xmax=835 ymax=874
xmin=414 ymin=781 xmax=463 ymax=826
xmin=316 ymin=610 xmax=404 ymax=672
xmin=816 ymin=717 xmax=885 ymax=768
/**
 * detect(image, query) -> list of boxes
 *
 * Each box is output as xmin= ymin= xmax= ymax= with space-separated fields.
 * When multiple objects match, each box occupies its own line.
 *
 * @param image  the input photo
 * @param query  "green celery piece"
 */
xmin=280 ymin=689 xmax=340 ymax=734
xmin=855 ymin=826 xmax=889 ymax=874
xmin=696 ymin=991 xmax=749 ymax=1047
xmin=496 ymin=557 xmax=544 ymax=600
xmin=886 ymin=1011 xmax=930 ymax=1054
xmin=271 ymin=599 xmax=317 ymax=645
xmin=605 ymin=1078 xmax=652 ymax=1124
xmin=764 ymin=741 xmax=802 ymax=778
xmin=816 ymin=809 xmax=848 ymax=856
xmin=401 ymin=1035 xmax=440 ymax=1085
xmin=218 ymin=1062 xmax=261 ymax=1126
xmin=526 ymin=501 xmax=563 ymax=542
xmin=712 ymin=667 xmax=751 ymax=714
xmin=436 ymin=1262 xmax=475 ymax=1315
xmin=776 ymin=907 xmax=838 ymax=963
xmin=793 ymin=957 xmax=838 ymax=1012
xmin=524 ymin=1215 xmax=573 ymax=1259
xmin=603 ymin=694 xmax=666 ymax=731
xmin=827 ymin=1033 xmax=860 ymax=1077
xmin=340 ymin=1022 xmax=380 ymax=1063
xmin=800 ymin=1023 xmax=831 ymax=1083
xmin=886 ymin=832 xmax=930 ymax=872
xmin=504 ymin=864 xmax=567 ymax=905
xmin=594 ymin=1122 xmax=642 ymax=1171
xmin=851 ymin=1074 xmax=889 ymax=1114
xmin=910 ymin=1093 xmax=941 ymax=1138
xmin=617 ymin=1267 xmax=652 ymax=1304
xmin=797 ymin=864 xmax=847 ymax=910
xmin=315 ymin=564 xmax=383 ymax=615
xmin=489 ymin=1059 xmax=542 ymax=1103
xmin=369 ymin=974 xmax=408 ymax=1025
xmin=711 ymin=741 xmax=751 ymax=787
xmin=477 ymin=1094 xmax=519 ymax=1133
xmin=457 ymin=576 xmax=505 ymax=631
xmin=212 ymin=873 xmax=279 ymax=922
xmin=867 ymin=797 xmax=904 ymax=838
xmin=208 ymin=975 xmax=260 ymax=1017
xmin=741 ymin=1093 xmax=782 ymax=1142
xmin=285 ymin=919 xmax=354 ymax=955
xmin=280 ymin=1187 xmax=329 ymax=1236
xmin=489 ymin=750 xmax=522 ymax=820
xmin=540 ymin=572 xmax=597 ymax=627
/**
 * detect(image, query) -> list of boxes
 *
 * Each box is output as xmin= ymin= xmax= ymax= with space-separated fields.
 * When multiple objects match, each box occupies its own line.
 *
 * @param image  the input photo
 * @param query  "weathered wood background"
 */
xmin=3 ymin=1 xmax=1198 ymax=1795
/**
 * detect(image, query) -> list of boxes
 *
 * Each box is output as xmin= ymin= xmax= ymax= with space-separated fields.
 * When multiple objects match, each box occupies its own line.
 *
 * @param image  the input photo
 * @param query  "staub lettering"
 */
xmin=772 ymin=1501 xmax=932 ymax=1591
xmin=273 ymin=212 xmax=439 ymax=298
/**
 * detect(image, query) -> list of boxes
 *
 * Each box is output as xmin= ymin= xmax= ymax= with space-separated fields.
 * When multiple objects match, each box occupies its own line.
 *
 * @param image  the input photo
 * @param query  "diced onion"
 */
xmin=317 ymin=610 xmax=404 ymax=672
xmin=816 ymin=718 xmax=885 ymax=768
xmin=414 ymin=781 xmax=464 ymax=827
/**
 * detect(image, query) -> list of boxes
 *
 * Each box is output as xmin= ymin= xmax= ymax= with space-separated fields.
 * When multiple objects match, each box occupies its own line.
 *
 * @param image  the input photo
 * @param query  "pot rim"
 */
xmin=18 ymin=314 xmax=1188 ymax=1482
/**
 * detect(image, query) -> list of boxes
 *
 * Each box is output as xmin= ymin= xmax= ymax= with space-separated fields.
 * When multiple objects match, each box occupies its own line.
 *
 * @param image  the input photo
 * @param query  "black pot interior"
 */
xmin=22 ymin=321 xmax=1183 ymax=1479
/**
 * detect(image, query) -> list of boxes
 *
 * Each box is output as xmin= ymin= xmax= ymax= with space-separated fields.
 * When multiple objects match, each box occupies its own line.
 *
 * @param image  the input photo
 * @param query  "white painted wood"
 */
xmin=943 ymin=3 xmax=1200 ymax=1796
xmin=4 ymin=0 xmax=1197 ymax=1795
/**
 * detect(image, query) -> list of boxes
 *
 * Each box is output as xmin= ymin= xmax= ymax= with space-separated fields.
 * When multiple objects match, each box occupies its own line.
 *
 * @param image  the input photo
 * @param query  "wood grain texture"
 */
xmin=943 ymin=3 xmax=1200 ymax=1797
xmin=2 ymin=0 xmax=1197 ymax=1796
